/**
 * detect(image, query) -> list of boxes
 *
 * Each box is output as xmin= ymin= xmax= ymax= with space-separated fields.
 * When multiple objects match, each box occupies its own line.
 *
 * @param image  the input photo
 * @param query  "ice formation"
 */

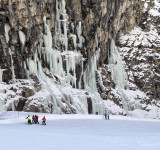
xmin=109 ymin=39 xmax=128 ymax=89
xmin=4 ymin=24 xmax=16 ymax=81
xmin=108 ymin=39 xmax=129 ymax=112
xmin=84 ymin=50 xmax=99 ymax=91
xmin=0 ymin=69 xmax=5 ymax=82
xmin=4 ymin=23 xmax=10 ymax=43
xmin=55 ymin=0 xmax=68 ymax=51
xmin=76 ymin=21 xmax=83 ymax=48
xmin=9 ymin=49 xmax=16 ymax=81
xmin=0 ymin=0 xmax=104 ymax=115
xmin=37 ymin=61 xmax=61 ymax=114
xmin=43 ymin=16 xmax=65 ymax=77
xmin=83 ymin=48 xmax=104 ymax=114
xmin=18 ymin=31 xmax=26 ymax=46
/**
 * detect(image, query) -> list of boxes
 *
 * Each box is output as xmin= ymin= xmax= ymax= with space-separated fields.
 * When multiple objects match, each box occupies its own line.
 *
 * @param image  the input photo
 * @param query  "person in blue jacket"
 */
xmin=104 ymin=113 xmax=107 ymax=120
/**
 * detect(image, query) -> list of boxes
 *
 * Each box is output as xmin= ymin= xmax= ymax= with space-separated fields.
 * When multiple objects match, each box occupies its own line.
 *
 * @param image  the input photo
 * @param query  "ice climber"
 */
xmin=35 ymin=115 xmax=39 ymax=124
xmin=26 ymin=115 xmax=32 ymax=124
xmin=32 ymin=115 xmax=36 ymax=124
xmin=42 ymin=116 xmax=46 ymax=125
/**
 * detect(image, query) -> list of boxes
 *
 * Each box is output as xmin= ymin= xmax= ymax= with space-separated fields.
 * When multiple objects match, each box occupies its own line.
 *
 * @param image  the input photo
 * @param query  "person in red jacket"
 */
xmin=42 ymin=116 xmax=46 ymax=125
xmin=32 ymin=115 xmax=36 ymax=124
xmin=35 ymin=115 xmax=39 ymax=124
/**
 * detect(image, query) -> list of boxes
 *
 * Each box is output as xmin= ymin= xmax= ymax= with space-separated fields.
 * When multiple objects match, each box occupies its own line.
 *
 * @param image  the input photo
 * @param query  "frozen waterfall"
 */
xmin=84 ymin=49 xmax=104 ymax=115
xmin=108 ymin=39 xmax=129 ymax=112
xmin=4 ymin=0 xmax=104 ymax=115
xmin=109 ymin=39 xmax=128 ymax=88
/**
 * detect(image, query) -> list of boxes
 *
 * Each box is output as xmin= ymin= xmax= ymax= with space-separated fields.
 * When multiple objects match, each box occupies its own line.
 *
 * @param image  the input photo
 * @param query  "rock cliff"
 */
xmin=0 ymin=0 xmax=159 ymax=118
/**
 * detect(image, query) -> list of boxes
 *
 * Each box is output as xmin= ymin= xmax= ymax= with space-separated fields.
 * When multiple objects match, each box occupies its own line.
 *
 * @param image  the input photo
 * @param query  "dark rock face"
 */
xmin=16 ymin=98 xmax=27 ymax=111
xmin=0 ymin=0 xmax=143 ymax=81
xmin=117 ymin=0 xmax=160 ymax=103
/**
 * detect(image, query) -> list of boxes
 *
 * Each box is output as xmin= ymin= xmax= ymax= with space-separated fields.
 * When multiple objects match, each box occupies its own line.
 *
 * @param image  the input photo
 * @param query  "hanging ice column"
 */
xmin=4 ymin=24 xmax=16 ymax=81
xmin=84 ymin=50 xmax=100 ymax=91
xmin=55 ymin=0 xmax=85 ymax=88
xmin=76 ymin=21 xmax=83 ymax=48
xmin=55 ymin=0 xmax=68 ymax=51
xmin=83 ymin=49 xmax=104 ymax=114
xmin=9 ymin=48 xmax=16 ymax=80
xmin=83 ymin=33 xmax=100 ymax=91
xmin=5 ymin=24 xmax=10 ymax=43
xmin=43 ymin=16 xmax=65 ymax=77
xmin=109 ymin=39 xmax=128 ymax=88
xmin=0 ymin=68 xmax=6 ymax=82
xmin=62 ymin=51 xmax=84 ymax=88
xmin=108 ymin=39 xmax=128 ymax=111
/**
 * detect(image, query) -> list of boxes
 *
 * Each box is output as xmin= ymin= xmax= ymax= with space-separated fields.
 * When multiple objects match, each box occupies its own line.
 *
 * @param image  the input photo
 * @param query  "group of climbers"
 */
xmin=26 ymin=115 xmax=46 ymax=125
xmin=26 ymin=110 xmax=109 ymax=125
xmin=32 ymin=115 xmax=39 ymax=124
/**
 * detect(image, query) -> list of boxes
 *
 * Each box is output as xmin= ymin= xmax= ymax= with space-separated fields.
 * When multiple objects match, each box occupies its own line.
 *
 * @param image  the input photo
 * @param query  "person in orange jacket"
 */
xmin=42 ymin=116 xmax=46 ymax=125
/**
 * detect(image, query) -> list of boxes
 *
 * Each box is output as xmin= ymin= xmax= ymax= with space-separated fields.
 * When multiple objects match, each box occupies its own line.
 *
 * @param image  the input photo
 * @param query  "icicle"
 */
xmin=62 ymin=14 xmax=68 ymax=51
xmin=78 ymin=58 xmax=84 ymax=89
xmin=43 ymin=17 xmax=53 ymax=48
xmin=24 ymin=61 xmax=30 ymax=78
xmin=61 ymin=0 xmax=66 ymax=13
xmin=9 ymin=48 xmax=16 ymax=81
xmin=0 ymin=70 xmax=3 ymax=82
xmin=4 ymin=23 xmax=10 ymax=43
xmin=27 ymin=54 xmax=38 ymax=76
xmin=0 ymin=68 xmax=5 ymax=82
xmin=18 ymin=30 xmax=26 ymax=46
xmin=77 ymin=21 xmax=83 ymax=48
xmin=71 ymin=22 xmax=75 ymax=31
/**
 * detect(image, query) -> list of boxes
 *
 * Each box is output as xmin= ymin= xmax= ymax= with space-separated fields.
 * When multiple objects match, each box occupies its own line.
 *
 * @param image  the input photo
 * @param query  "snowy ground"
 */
xmin=0 ymin=112 xmax=160 ymax=150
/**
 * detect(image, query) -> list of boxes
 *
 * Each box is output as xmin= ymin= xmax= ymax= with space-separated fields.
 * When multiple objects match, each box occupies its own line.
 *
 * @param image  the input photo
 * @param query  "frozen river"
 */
xmin=0 ymin=112 xmax=160 ymax=150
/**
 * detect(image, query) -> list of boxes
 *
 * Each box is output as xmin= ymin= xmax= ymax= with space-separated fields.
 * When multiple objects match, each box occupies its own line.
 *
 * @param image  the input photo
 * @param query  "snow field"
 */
xmin=0 ymin=112 xmax=160 ymax=150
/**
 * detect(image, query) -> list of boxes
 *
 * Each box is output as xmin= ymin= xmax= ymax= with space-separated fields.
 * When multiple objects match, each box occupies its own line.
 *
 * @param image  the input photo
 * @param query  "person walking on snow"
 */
xmin=42 ymin=116 xmax=46 ymax=125
xmin=26 ymin=115 xmax=32 ymax=124
xmin=32 ymin=115 xmax=36 ymax=124
xmin=104 ymin=113 xmax=107 ymax=120
xmin=35 ymin=115 xmax=39 ymax=124
xmin=107 ymin=112 xmax=110 ymax=120
xmin=104 ymin=108 xmax=108 ymax=120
